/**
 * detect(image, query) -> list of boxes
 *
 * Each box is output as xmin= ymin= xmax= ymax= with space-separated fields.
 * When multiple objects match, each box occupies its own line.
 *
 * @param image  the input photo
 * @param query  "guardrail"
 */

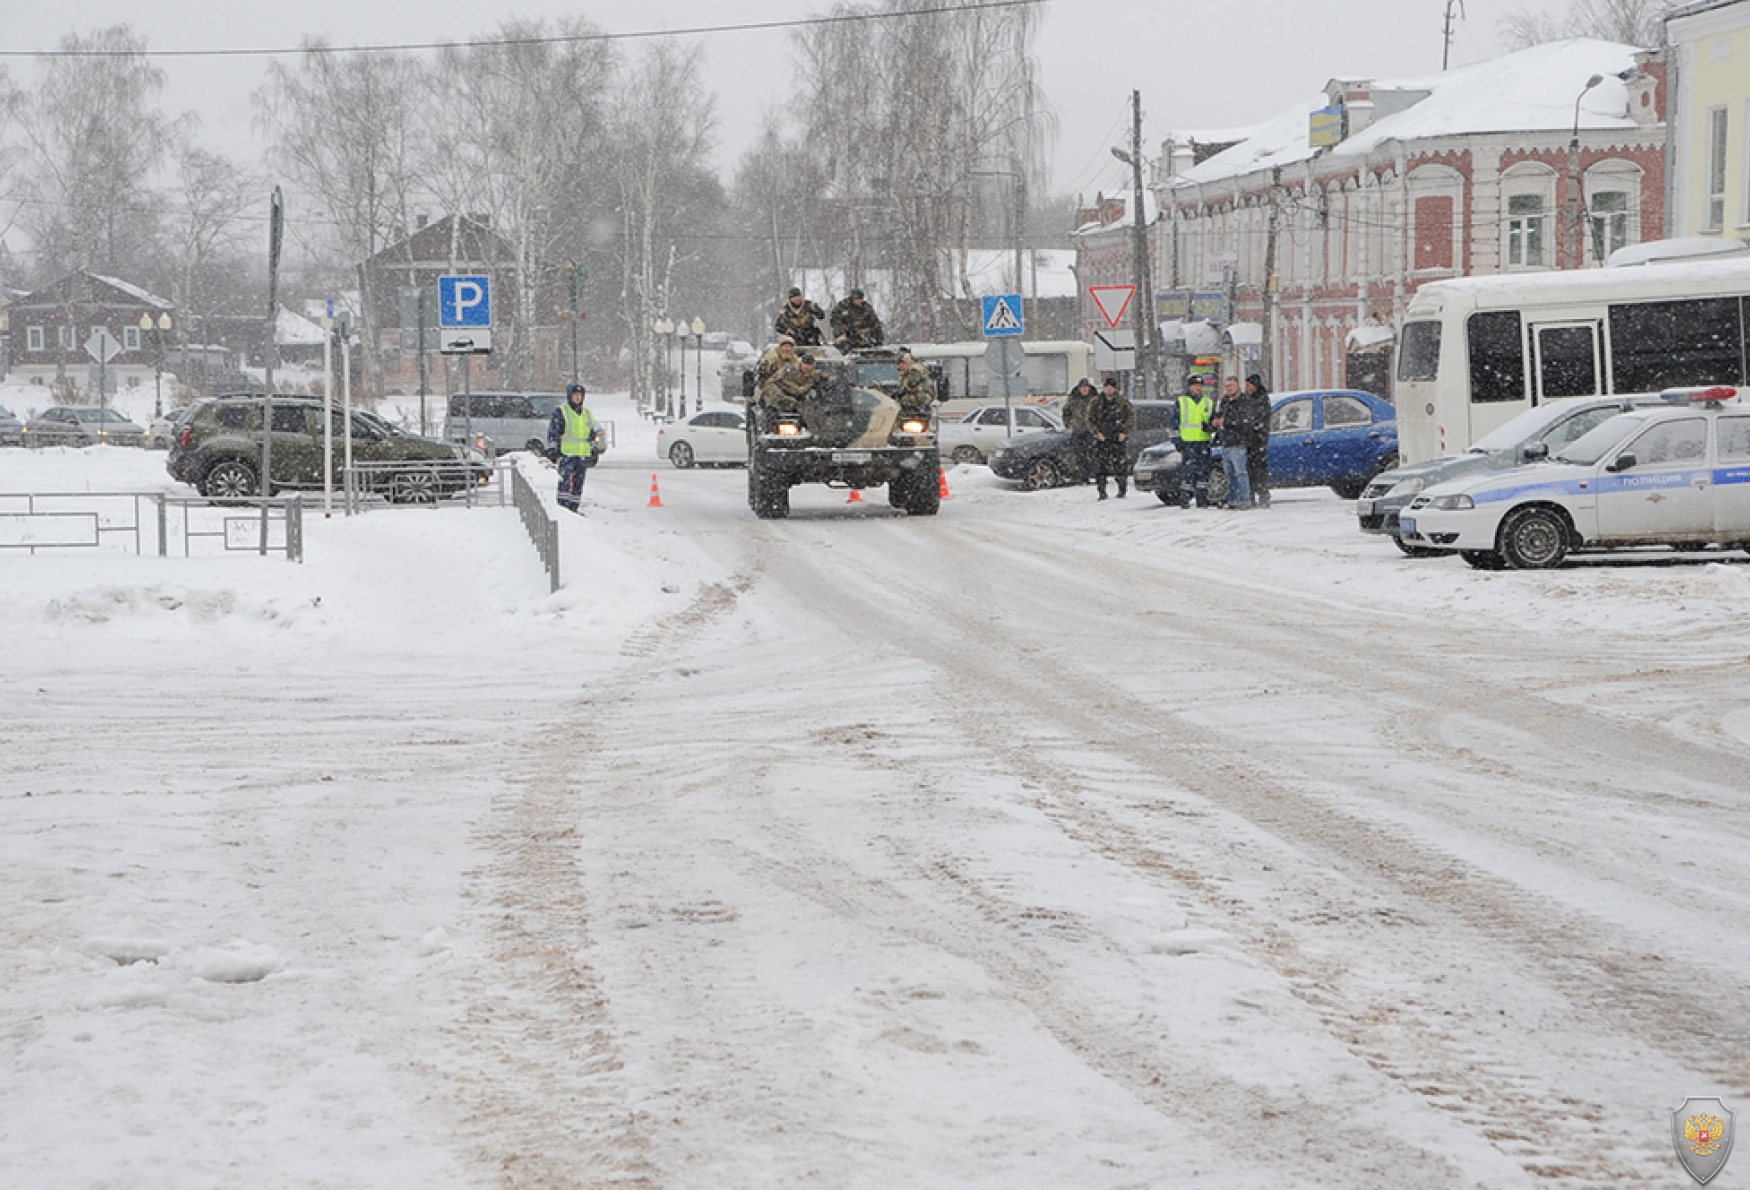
xmin=340 ymin=459 xmax=510 ymax=514
xmin=0 ymin=491 xmax=303 ymax=561
xmin=509 ymin=465 xmax=560 ymax=593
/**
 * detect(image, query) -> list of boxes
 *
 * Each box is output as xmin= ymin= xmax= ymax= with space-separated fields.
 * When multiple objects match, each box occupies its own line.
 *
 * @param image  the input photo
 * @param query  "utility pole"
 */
xmin=1126 ymin=90 xmax=1153 ymax=401
xmin=1442 ymin=0 xmax=1466 ymax=70
xmin=1260 ymin=167 xmax=1282 ymax=388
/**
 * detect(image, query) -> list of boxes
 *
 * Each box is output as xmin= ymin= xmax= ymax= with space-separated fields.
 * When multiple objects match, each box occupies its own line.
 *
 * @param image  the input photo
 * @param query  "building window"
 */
xmin=1706 ymin=106 xmax=1728 ymax=231
xmin=1589 ymin=191 xmax=1630 ymax=262
xmin=57 ymin=326 xmax=73 ymax=350
xmin=123 ymin=325 xmax=141 ymax=351
xmin=27 ymin=326 xmax=43 ymax=352
xmin=1507 ymin=194 xmax=1547 ymax=266
xmin=1414 ymin=195 xmax=1455 ymax=271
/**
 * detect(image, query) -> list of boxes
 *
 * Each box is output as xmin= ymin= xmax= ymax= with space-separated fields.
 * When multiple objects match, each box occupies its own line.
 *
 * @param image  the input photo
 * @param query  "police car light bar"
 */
xmin=1659 ymin=385 xmax=1740 ymax=403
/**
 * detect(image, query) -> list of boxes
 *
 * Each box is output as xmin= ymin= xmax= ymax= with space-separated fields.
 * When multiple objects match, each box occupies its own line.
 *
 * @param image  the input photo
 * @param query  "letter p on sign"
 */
xmin=439 ymin=275 xmax=492 ymax=328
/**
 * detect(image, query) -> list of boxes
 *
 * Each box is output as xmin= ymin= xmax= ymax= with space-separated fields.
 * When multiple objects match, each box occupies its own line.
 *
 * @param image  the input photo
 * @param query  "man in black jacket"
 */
xmin=1242 ymin=374 xmax=1272 ymax=507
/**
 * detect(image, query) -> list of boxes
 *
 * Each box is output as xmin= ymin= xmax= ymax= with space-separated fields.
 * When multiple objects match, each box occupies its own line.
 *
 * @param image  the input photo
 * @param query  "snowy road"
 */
xmin=4 ymin=418 xmax=1749 ymax=1188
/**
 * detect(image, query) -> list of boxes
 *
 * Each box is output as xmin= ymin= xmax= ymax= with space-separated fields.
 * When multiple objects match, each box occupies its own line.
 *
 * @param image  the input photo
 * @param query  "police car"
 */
xmin=1399 ymin=386 xmax=1750 ymax=569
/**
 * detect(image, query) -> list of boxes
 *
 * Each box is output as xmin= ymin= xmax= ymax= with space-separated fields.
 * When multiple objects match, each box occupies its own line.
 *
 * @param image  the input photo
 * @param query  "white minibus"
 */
xmin=1394 ymin=257 xmax=1750 ymax=462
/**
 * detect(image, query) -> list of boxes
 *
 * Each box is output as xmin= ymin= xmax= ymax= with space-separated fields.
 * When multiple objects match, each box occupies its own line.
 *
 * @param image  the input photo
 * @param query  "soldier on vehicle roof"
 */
xmin=830 ymin=289 xmax=884 ymax=351
xmin=774 ymin=287 xmax=825 ymax=346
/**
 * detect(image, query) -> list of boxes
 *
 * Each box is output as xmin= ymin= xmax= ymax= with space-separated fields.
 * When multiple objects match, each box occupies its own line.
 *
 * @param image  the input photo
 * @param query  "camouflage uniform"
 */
xmin=774 ymin=293 xmax=826 ymax=346
xmin=758 ymin=356 xmax=819 ymax=413
xmin=1061 ymin=378 xmax=1098 ymax=480
xmin=756 ymin=339 xmax=797 ymax=389
xmin=895 ymin=357 xmax=934 ymax=412
xmin=830 ymin=291 xmax=885 ymax=350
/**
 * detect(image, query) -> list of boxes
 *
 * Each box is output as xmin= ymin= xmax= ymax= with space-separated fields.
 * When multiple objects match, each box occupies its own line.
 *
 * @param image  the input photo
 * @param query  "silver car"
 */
xmin=22 ymin=405 xmax=147 ymax=447
xmin=1357 ymin=394 xmax=1668 ymax=555
xmin=0 ymin=404 xmax=22 ymax=446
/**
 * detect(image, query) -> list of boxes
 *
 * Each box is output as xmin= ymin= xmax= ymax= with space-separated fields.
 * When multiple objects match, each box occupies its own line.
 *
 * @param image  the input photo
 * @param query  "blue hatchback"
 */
xmin=1132 ymin=388 xmax=1398 ymax=505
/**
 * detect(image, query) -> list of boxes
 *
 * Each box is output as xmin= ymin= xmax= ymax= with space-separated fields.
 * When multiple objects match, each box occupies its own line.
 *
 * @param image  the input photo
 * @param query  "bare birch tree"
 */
xmin=425 ymin=17 xmax=617 ymax=388
xmin=1502 ymin=0 xmax=1676 ymax=49
xmin=254 ymin=43 xmax=426 ymax=395
xmin=163 ymin=146 xmax=263 ymax=375
xmin=12 ymin=25 xmax=182 ymax=282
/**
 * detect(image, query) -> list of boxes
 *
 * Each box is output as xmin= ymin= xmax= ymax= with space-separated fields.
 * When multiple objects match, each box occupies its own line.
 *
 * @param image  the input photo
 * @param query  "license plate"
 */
xmin=831 ymin=451 xmax=872 ymax=463
xmin=1357 ymin=499 xmax=1375 ymax=515
xmin=1399 ymin=517 xmax=1416 ymax=536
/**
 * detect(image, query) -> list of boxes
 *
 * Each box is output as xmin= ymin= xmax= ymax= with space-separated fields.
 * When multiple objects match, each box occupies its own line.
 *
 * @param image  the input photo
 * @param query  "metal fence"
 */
xmin=509 ymin=464 xmax=560 ymax=593
xmin=339 ymin=458 xmax=511 ymax=514
xmin=0 ymin=491 xmax=303 ymax=561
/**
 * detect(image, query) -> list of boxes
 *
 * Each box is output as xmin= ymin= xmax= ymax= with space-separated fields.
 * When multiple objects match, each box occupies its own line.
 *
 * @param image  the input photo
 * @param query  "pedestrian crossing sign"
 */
xmin=981 ymin=294 xmax=1024 ymax=338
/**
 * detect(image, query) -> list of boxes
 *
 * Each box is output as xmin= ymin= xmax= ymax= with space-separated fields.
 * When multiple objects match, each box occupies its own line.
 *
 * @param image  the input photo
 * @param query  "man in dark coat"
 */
xmin=774 ymin=287 xmax=825 ymax=345
xmin=830 ymin=289 xmax=885 ymax=350
xmin=1061 ymin=377 xmax=1098 ymax=482
xmin=1088 ymin=376 xmax=1136 ymax=500
xmin=1242 ymin=374 xmax=1273 ymax=507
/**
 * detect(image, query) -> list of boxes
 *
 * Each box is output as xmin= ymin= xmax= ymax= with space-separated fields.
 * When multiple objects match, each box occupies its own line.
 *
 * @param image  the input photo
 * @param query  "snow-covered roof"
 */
xmin=275 ymin=305 xmax=326 ymax=347
xmin=1169 ymin=38 xmax=1648 ymax=189
xmin=946 ymin=249 xmax=1079 ymax=300
xmin=91 ymin=275 xmax=172 ymax=309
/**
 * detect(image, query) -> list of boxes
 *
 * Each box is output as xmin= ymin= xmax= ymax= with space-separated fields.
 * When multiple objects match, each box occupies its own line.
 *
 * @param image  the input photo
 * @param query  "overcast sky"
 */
xmin=9 ymin=0 xmax=1583 ymax=199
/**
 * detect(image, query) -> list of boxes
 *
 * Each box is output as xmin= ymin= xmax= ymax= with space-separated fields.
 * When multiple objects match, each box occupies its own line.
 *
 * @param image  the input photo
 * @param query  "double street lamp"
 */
xmin=678 ymin=316 xmax=706 ymax=417
xmin=137 ymin=311 xmax=173 ymax=418
xmin=653 ymin=317 xmax=675 ymax=418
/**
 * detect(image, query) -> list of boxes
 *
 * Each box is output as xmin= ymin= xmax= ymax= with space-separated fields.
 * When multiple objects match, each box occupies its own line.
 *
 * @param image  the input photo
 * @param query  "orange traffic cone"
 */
xmin=647 ymin=473 xmax=664 ymax=508
xmin=938 ymin=467 xmax=952 ymax=499
xmin=846 ymin=488 xmax=864 ymax=504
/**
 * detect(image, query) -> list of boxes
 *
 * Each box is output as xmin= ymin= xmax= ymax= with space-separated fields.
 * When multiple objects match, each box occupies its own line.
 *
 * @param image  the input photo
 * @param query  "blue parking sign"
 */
xmin=438 ymin=275 xmax=491 ymax=328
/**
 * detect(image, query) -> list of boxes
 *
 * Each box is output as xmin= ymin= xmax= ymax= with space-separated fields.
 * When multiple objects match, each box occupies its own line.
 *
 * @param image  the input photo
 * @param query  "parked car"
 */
xmin=169 ymin=393 xmax=489 ymax=501
xmin=0 ymin=404 xmax=23 ymax=446
xmin=988 ymin=401 xmax=1179 ymax=490
xmin=1357 ymin=394 xmax=1668 ymax=554
xmin=442 ymin=391 xmax=563 ymax=456
xmin=1400 ymin=386 xmax=1749 ymax=569
xmin=22 ymin=405 xmax=147 ymax=447
xmin=656 ymin=407 xmax=748 ymax=468
xmin=939 ymin=403 xmax=1063 ymax=465
xmin=1131 ymin=389 xmax=1397 ymax=505
xmin=145 ymin=403 xmax=207 ymax=450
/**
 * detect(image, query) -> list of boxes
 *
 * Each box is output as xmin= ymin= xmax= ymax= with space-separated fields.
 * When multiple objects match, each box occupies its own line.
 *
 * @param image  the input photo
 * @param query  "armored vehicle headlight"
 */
xmin=897 ymin=416 xmax=929 ymax=436
xmin=775 ymin=419 xmax=804 ymax=437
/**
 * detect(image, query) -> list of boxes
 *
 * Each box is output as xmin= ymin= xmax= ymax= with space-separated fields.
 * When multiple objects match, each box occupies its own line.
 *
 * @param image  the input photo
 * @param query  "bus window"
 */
xmin=1467 ymin=310 xmax=1525 ymax=403
xmin=1396 ymin=321 xmax=1441 ymax=382
xmin=1609 ymin=297 xmax=1747 ymax=392
xmin=1534 ymin=324 xmax=1600 ymax=399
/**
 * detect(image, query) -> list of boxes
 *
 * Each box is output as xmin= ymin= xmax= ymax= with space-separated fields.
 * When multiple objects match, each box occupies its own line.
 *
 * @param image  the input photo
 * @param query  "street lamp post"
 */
xmin=138 ymin=311 xmax=172 ymax=418
xmin=691 ymin=317 xmax=705 ymax=411
xmin=653 ymin=317 xmax=674 ymax=419
xmin=1568 ymin=73 xmax=1603 ymax=269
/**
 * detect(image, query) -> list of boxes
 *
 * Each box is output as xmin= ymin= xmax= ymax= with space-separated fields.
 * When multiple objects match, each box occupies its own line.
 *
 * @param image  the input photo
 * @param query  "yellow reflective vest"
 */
xmin=559 ymin=403 xmax=597 ymax=458
xmin=1177 ymin=394 xmax=1213 ymax=442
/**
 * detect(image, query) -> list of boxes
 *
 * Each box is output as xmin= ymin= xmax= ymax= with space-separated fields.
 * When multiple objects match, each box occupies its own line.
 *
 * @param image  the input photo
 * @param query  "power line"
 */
xmin=0 ymin=0 xmax=1046 ymax=60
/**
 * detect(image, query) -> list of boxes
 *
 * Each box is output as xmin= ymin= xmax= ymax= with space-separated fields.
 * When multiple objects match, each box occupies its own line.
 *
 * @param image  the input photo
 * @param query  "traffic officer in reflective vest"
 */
xmin=1176 ymin=374 xmax=1215 ymax=508
xmin=546 ymin=382 xmax=602 ymax=514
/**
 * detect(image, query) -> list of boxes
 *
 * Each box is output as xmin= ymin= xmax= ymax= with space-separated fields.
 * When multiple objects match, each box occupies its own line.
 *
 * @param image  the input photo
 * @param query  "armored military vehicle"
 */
xmin=744 ymin=346 xmax=940 ymax=519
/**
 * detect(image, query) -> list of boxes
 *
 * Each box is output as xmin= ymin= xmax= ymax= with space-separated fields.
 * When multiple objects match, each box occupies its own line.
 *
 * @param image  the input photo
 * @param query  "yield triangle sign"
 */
xmin=1089 ymin=285 xmax=1136 ymax=329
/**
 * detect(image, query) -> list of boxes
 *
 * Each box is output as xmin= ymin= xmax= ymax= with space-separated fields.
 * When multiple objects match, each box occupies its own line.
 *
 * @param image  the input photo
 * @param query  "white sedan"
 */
xmin=1400 ymin=387 xmax=1750 ymax=569
xmin=656 ymin=407 xmax=748 ymax=469
xmin=938 ymin=403 xmax=1063 ymax=464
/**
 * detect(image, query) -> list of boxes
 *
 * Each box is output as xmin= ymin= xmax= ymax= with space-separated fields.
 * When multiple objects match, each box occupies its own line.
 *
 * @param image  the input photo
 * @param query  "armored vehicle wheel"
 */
xmin=891 ymin=464 xmax=940 ymax=516
xmin=749 ymin=468 xmax=790 ymax=519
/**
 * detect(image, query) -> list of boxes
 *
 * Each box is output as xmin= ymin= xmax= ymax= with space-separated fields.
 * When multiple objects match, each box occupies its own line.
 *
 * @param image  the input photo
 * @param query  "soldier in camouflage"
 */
xmin=758 ymin=349 xmax=821 ymax=413
xmin=830 ymin=289 xmax=885 ymax=351
xmin=895 ymin=351 xmax=934 ymax=413
xmin=773 ymin=288 xmax=826 ymax=346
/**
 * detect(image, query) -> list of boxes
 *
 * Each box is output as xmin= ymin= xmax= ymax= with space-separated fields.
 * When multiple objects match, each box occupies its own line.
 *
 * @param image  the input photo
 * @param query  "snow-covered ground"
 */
xmin=3 ymin=390 xmax=1748 ymax=1188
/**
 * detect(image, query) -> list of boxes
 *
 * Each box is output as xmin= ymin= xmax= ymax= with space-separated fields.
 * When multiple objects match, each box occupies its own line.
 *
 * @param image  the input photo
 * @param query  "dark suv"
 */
xmin=168 ymin=394 xmax=488 ymax=501
xmin=986 ymin=400 xmax=1179 ymax=490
